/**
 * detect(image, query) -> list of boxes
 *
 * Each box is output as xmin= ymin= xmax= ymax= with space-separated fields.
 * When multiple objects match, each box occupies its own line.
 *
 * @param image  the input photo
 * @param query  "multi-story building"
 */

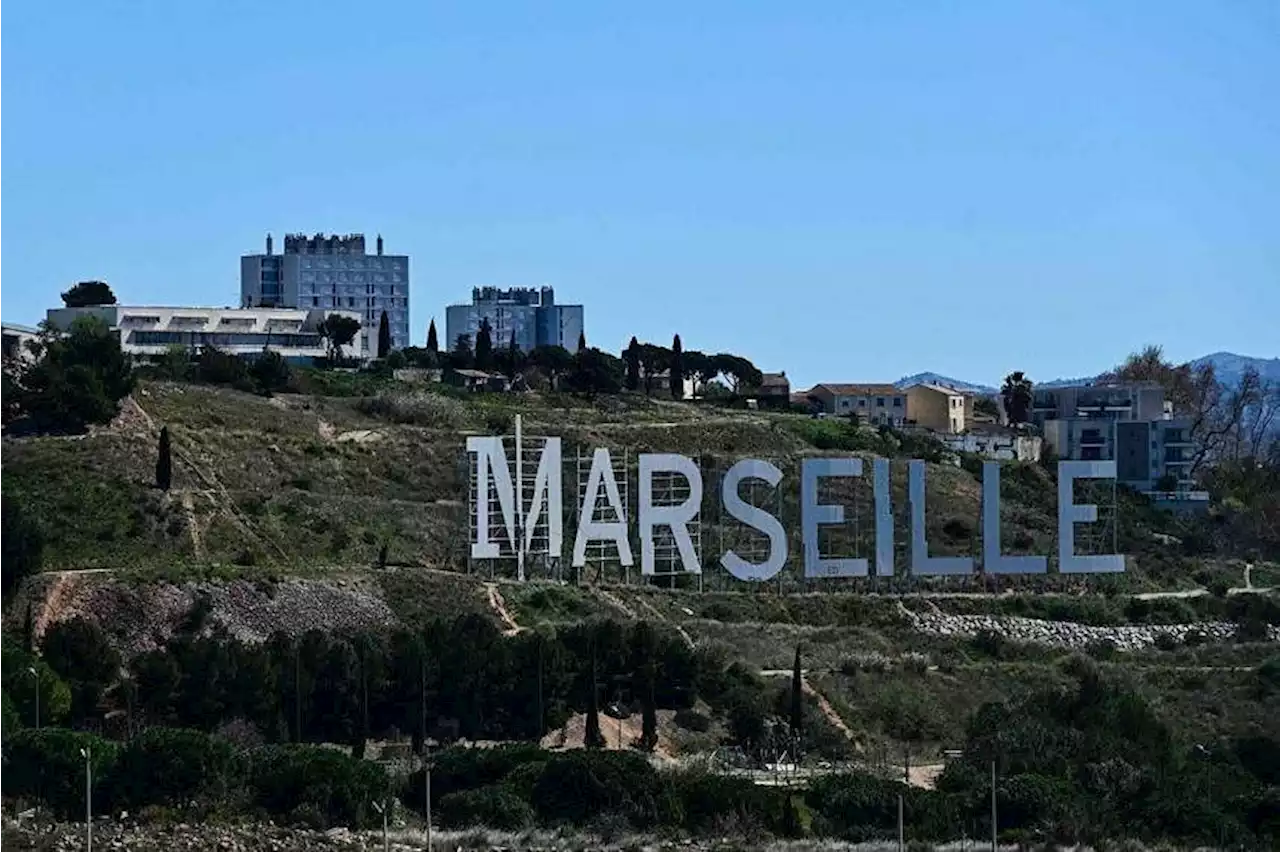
xmin=804 ymin=383 xmax=907 ymax=426
xmin=445 ymin=287 xmax=583 ymax=354
xmin=240 ymin=233 xmax=409 ymax=354
xmin=1037 ymin=381 xmax=1195 ymax=492
xmin=44 ymin=305 xmax=369 ymax=362
xmin=2 ymin=323 xmax=40 ymax=364
xmin=905 ymin=383 xmax=973 ymax=434
xmin=1031 ymin=382 xmax=1169 ymax=427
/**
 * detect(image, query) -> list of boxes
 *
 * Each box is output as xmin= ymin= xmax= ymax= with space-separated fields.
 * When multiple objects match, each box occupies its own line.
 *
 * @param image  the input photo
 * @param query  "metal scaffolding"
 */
xmin=575 ymin=446 xmax=631 ymax=584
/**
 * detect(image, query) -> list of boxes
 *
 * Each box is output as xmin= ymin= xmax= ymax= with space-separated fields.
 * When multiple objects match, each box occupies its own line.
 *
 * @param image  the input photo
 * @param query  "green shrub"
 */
xmin=438 ymin=785 xmax=535 ymax=830
xmin=2 ymin=728 xmax=119 ymax=819
xmin=113 ymin=727 xmax=241 ymax=810
xmin=404 ymin=743 xmax=547 ymax=814
xmin=673 ymin=708 xmax=711 ymax=733
xmin=248 ymin=744 xmax=392 ymax=830
xmin=530 ymin=750 xmax=673 ymax=828
xmin=2 ymin=691 xmax=21 ymax=733
xmin=672 ymin=769 xmax=784 ymax=834
xmin=807 ymin=771 xmax=907 ymax=841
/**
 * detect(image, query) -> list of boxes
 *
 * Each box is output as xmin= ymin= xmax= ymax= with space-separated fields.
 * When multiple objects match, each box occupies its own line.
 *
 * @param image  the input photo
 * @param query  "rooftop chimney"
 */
xmin=376 ymin=234 xmax=384 ymax=256
xmin=266 ymin=233 xmax=273 ymax=255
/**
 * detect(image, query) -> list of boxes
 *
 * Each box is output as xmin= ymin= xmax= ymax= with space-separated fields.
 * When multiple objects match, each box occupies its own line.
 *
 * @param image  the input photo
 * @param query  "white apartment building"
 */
xmin=44 ymin=305 xmax=369 ymax=362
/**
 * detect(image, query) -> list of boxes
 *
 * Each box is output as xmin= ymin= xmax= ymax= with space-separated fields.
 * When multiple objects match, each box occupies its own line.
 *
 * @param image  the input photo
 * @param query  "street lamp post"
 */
xmin=80 ymin=746 xmax=92 ymax=852
xmin=371 ymin=799 xmax=390 ymax=852
xmin=27 ymin=667 xmax=40 ymax=730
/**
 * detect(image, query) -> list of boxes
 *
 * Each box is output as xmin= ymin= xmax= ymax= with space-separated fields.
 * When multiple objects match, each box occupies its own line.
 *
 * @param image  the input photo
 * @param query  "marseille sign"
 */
xmin=467 ymin=434 xmax=1125 ymax=581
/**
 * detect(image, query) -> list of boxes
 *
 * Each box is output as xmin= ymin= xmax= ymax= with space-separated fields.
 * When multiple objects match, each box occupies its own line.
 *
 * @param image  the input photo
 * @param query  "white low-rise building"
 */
xmin=44 ymin=305 xmax=369 ymax=361
xmin=2 ymin=323 xmax=41 ymax=364
xmin=939 ymin=430 xmax=1043 ymax=463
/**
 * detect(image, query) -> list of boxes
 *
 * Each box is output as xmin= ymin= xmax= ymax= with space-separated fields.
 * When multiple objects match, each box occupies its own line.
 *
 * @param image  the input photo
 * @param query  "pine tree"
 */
xmin=426 ymin=319 xmax=439 ymax=354
xmin=577 ymin=330 xmax=587 ymax=353
xmin=377 ymin=310 xmax=392 ymax=359
xmin=670 ymin=334 xmax=684 ymax=399
xmin=624 ymin=337 xmax=641 ymax=392
xmin=585 ymin=647 xmax=605 ymax=748
xmin=789 ymin=644 xmax=803 ymax=739
xmin=156 ymin=426 xmax=172 ymax=491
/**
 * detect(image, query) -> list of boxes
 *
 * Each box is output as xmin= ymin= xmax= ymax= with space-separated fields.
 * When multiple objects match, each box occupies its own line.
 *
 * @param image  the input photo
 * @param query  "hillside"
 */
xmin=4 ymin=377 xmax=1279 ymax=847
xmin=0 ymin=378 xmax=1246 ymax=587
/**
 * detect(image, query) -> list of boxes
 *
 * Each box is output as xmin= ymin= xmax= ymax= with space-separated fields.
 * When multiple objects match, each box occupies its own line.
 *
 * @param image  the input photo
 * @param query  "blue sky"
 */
xmin=4 ymin=1 xmax=1277 ymax=389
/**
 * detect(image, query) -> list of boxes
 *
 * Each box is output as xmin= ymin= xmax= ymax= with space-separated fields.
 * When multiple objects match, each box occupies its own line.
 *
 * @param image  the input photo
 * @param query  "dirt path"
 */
xmin=180 ymin=492 xmax=205 ymax=560
xmin=130 ymin=394 xmax=287 ymax=561
xmin=35 ymin=572 xmax=84 ymax=639
xmin=800 ymin=676 xmax=857 ymax=745
xmin=594 ymin=587 xmax=639 ymax=620
xmin=907 ymin=762 xmax=945 ymax=789
xmin=484 ymin=583 xmax=522 ymax=636
xmin=628 ymin=593 xmax=697 ymax=650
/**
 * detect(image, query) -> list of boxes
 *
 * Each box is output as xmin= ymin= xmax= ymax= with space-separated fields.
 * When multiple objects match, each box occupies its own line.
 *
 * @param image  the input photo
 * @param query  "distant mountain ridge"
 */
xmin=896 ymin=352 xmax=1277 ymax=394
xmin=894 ymin=373 xmax=997 ymax=395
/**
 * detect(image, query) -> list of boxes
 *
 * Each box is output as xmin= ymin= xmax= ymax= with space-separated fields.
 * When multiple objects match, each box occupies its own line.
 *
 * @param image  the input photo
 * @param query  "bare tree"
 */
xmin=1103 ymin=346 xmax=1272 ymax=474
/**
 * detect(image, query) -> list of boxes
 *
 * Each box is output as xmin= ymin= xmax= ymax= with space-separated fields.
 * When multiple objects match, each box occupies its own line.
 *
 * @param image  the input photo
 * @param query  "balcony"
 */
xmin=1077 ymin=400 xmax=1132 ymax=412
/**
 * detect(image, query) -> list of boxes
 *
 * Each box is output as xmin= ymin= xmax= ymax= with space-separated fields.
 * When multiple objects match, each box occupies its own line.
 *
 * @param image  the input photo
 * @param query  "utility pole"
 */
xmin=28 ymin=667 xmax=39 ymax=730
xmin=515 ymin=413 xmax=524 ymax=582
xmin=424 ymin=749 xmax=433 ymax=852
xmin=897 ymin=793 xmax=904 ymax=852
xmin=990 ymin=760 xmax=998 ymax=852
xmin=294 ymin=644 xmax=302 ymax=743
xmin=80 ymin=746 xmax=92 ymax=852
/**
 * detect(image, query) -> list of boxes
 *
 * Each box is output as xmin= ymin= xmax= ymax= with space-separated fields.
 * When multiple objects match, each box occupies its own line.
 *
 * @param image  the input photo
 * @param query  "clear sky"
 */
xmin=3 ymin=1 xmax=1277 ymax=389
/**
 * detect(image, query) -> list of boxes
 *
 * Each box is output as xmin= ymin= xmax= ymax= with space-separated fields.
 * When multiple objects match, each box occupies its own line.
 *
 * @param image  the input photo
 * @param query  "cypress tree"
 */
xmin=585 ymin=646 xmax=605 ymax=748
xmin=624 ymin=337 xmax=641 ymax=392
xmin=22 ymin=601 xmax=35 ymax=653
xmin=507 ymin=330 xmax=519 ymax=379
xmin=156 ymin=426 xmax=172 ymax=491
xmin=377 ymin=310 xmax=392 ymax=359
xmin=640 ymin=665 xmax=658 ymax=752
xmin=475 ymin=319 xmax=494 ymax=370
xmin=790 ymin=644 xmax=803 ymax=739
xmin=577 ymin=330 xmax=587 ymax=353
xmin=426 ymin=319 xmax=439 ymax=354
xmin=670 ymin=334 xmax=684 ymax=399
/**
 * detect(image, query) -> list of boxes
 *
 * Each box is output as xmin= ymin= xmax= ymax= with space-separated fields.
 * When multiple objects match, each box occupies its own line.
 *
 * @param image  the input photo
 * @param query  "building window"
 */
xmin=894 ymin=397 xmax=902 ymax=407
xmin=858 ymin=399 xmax=866 ymax=407
xmin=876 ymin=397 xmax=885 ymax=407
